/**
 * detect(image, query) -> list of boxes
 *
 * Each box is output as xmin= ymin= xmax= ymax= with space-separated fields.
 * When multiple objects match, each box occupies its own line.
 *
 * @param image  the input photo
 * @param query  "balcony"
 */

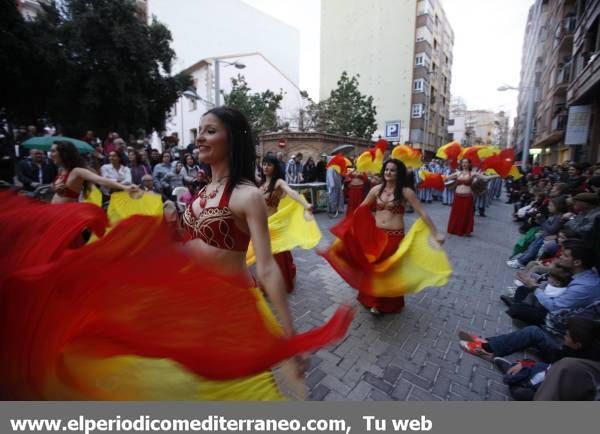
xmin=551 ymin=113 xmax=567 ymax=131
xmin=554 ymin=16 xmax=576 ymax=52
xmin=553 ymin=63 xmax=571 ymax=94
xmin=568 ymin=50 xmax=600 ymax=103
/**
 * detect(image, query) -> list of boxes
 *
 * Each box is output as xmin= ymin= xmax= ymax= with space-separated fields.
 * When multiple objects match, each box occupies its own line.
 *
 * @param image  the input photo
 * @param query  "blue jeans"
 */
xmin=487 ymin=326 xmax=561 ymax=360
xmin=517 ymin=236 xmax=544 ymax=265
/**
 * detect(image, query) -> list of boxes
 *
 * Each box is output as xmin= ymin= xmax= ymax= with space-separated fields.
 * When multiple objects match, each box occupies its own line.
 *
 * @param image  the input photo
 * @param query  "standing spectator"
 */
xmin=113 ymin=138 xmax=130 ymax=166
xmin=276 ymin=151 xmax=286 ymax=175
xmin=302 ymin=156 xmax=316 ymax=183
xmin=81 ymin=130 xmax=97 ymax=147
xmin=286 ymin=153 xmax=303 ymax=184
xmin=326 ymin=164 xmax=344 ymax=217
xmin=100 ymin=151 xmax=132 ymax=196
xmin=16 ymin=149 xmax=58 ymax=191
xmin=315 ymin=154 xmax=327 ymax=182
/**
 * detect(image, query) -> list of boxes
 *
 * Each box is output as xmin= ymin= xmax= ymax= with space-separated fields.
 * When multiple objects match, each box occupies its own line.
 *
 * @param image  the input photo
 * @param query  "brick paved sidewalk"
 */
xmin=289 ymin=197 xmax=525 ymax=400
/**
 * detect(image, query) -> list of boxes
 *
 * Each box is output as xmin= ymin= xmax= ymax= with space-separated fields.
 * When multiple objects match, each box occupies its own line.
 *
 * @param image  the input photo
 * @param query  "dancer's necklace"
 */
xmin=198 ymin=177 xmax=229 ymax=208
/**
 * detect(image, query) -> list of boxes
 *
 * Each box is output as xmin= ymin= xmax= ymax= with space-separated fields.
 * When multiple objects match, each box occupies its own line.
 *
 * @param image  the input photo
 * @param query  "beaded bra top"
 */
xmin=52 ymin=170 xmax=80 ymax=199
xmin=183 ymin=181 xmax=250 ymax=251
xmin=261 ymin=183 xmax=283 ymax=209
xmin=456 ymin=175 xmax=472 ymax=186
xmin=375 ymin=197 xmax=405 ymax=214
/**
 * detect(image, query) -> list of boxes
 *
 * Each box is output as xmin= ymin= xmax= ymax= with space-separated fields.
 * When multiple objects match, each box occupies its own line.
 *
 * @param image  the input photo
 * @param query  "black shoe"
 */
xmin=500 ymin=294 xmax=515 ymax=307
xmin=493 ymin=357 xmax=512 ymax=374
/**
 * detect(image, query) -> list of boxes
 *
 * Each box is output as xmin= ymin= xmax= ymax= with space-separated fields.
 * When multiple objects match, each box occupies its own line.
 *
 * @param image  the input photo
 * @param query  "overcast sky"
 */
xmin=242 ymin=0 xmax=534 ymax=121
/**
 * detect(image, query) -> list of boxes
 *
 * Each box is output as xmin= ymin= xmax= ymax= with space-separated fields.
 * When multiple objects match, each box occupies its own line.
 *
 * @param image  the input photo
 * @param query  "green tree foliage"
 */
xmin=0 ymin=0 xmax=190 ymax=137
xmin=223 ymin=74 xmax=284 ymax=138
xmin=319 ymin=72 xmax=377 ymax=139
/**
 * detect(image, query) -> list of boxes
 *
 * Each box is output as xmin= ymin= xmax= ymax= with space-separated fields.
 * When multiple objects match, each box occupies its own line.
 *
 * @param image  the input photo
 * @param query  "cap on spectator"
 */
xmin=573 ymin=192 xmax=600 ymax=205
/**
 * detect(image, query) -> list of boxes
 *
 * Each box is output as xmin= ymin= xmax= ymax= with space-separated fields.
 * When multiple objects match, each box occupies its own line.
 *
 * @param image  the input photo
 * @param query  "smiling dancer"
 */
xmin=0 ymin=107 xmax=352 ymax=400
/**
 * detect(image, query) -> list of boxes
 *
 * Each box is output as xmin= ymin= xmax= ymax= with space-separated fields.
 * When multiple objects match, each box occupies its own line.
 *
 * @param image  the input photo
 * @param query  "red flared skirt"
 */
xmin=447 ymin=192 xmax=474 ymax=236
xmin=274 ymin=251 xmax=296 ymax=293
xmin=346 ymin=185 xmax=365 ymax=217
xmin=356 ymin=230 xmax=405 ymax=313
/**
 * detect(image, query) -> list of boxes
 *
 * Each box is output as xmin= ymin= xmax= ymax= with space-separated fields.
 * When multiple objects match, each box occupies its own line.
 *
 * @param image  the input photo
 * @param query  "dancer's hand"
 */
xmin=292 ymin=354 xmax=309 ymax=379
xmin=303 ymin=206 xmax=314 ymax=221
xmin=434 ymin=232 xmax=445 ymax=245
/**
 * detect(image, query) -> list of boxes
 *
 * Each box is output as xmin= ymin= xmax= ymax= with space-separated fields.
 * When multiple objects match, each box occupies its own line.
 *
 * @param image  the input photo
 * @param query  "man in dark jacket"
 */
xmin=17 ymin=149 xmax=57 ymax=191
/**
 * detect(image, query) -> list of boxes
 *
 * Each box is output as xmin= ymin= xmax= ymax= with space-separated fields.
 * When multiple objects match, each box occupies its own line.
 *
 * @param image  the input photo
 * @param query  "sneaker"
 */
xmin=506 ymin=259 xmax=523 ymax=269
xmin=459 ymin=340 xmax=493 ymax=361
xmin=500 ymin=294 xmax=515 ymax=307
xmin=369 ymin=306 xmax=381 ymax=315
xmin=493 ymin=357 xmax=512 ymax=374
xmin=457 ymin=330 xmax=484 ymax=343
xmin=514 ymin=279 xmax=525 ymax=287
xmin=505 ymin=286 xmax=517 ymax=297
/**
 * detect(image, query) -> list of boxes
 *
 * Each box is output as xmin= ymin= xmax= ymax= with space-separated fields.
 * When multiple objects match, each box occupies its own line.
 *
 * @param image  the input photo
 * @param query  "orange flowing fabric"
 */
xmin=320 ymin=206 xmax=452 ymax=305
xmin=0 ymin=192 xmax=353 ymax=400
xmin=418 ymin=171 xmax=445 ymax=192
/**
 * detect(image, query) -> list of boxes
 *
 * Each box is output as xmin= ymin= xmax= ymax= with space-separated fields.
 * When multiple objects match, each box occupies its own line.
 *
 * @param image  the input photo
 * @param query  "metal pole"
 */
xmin=214 ymin=59 xmax=220 ymax=106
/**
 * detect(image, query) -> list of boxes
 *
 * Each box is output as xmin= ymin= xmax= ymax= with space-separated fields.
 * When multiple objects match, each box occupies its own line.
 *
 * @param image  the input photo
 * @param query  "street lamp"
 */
xmin=214 ymin=59 xmax=246 ymax=106
xmin=497 ymin=84 xmax=533 ymax=167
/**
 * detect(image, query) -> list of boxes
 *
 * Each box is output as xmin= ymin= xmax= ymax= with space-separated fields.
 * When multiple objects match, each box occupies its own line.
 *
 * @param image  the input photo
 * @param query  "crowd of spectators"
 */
xmin=459 ymin=160 xmax=600 ymax=400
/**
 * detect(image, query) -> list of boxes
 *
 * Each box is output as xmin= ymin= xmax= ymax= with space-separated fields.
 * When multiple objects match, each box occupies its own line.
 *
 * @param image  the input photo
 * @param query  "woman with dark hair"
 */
xmin=0 ymin=108 xmax=351 ymax=400
xmin=445 ymin=157 xmax=498 ymax=236
xmin=182 ymin=153 xmax=201 ymax=183
xmin=321 ymin=159 xmax=450 ymax=315
xmin=179 ymin=106 xmax=350 ymax=397
xmin=253 ymin=154 xmax=318 ymax=293
xmin=129 ymin=150 xmax=151 ymax=186
xmin=50 ymin=140 xmax=136 ymax=204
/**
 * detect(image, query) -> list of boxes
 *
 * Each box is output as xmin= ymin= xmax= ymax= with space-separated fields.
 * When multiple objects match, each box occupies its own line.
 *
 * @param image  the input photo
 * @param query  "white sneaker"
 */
xmin=506 ymin=259 xmax=523 ymax=269
xmin=505 ymin=286 xmax=517 ymax=297
xmin=514 ymin=279 xmax=525 ymax=286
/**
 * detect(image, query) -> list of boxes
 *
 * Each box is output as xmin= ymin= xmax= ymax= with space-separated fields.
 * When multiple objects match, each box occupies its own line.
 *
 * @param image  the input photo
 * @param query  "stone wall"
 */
xmin=258 ymin=132 xmax=373 ymax=160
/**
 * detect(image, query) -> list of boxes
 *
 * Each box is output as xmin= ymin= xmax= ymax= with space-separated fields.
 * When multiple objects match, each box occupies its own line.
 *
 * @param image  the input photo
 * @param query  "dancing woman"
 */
xmin=0 ymin=108 xmax=351 ymax=400
xmin=321 ymin=159 xmax=450 ymax=315
xmin=50 ymin=140 xmax=135 ymax=204
xmin=256 ymin=154 xmax=316 ymax=293
xmin=446 ymin=158 xmax=498 ymax=236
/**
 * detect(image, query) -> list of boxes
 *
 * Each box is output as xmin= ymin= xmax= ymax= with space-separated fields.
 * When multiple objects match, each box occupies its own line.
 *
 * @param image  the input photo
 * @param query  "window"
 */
xmin=172 ymin=104 xmax=177 ymax=116
xmin=416 ymin=55 xmax=425 ymax=66
xmin=412 ymin=104 xmax=424 ymax=118
xmin=448 ymin=119 xmax=455 ymax=126
xmin=413 ymin=79 xmax=425 ymax=93
xmin=433 ymin=38 xmax=438 ymax=50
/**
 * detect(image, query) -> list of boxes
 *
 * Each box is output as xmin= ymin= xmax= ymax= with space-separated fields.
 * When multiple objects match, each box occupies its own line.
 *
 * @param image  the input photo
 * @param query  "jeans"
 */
xmin=506 ymin=301 xmax=549 ymax=326
xmin=517 ymin=236 xmax=544 ymax=265
xmin=487 ymin=326 xmax=562 ymax=360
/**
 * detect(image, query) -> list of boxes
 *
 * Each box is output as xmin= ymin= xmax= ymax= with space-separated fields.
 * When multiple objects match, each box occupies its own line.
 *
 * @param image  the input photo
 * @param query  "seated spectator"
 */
xmin=100 ymin=151 xmax=132 ymax=196
xmin=128 ymin=150 xmax=150 ymax=186
xmin=16 ymin=149 xmax=57 ymax=191
xmin=458 ymin=317 xmax=600 ymax=401
xmin=507 ymin=196 xmax=568 ymax=269
xmin=564 ymin=192 xmax=600 ymax=239
xmin=503 ymin=266 xmax=572 ymax=306
xmin=140 ymin=174 xmax=160 ymax=195
xmin=567 ymin=163 xmax=587 ymax=192
xmin=164 ymin=162 xmax=186 ymax=192
xmin=152 ymin=152 xmax=173 ymax=196
xmin=505 ymin=240 xmax=600 ymax=326
xmin=534 ymin=357 xmax=600 ymax=400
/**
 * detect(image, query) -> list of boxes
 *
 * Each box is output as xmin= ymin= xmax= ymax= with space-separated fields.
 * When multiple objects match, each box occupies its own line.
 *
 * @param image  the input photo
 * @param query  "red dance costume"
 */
xmin=53 ymin=170 xmax=81 ymax=199
xmin=0 ymin=188 xmax=352 ymax=400
xmin=322 ymin=201 xmax=406 ymax=313
xmin=447 ymin=177 xmax=474 ymax=236
xmin=262 ymin=188 xmax=296 ymax=293
xmin=345 ymin=173 xmax=368 ymax=217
